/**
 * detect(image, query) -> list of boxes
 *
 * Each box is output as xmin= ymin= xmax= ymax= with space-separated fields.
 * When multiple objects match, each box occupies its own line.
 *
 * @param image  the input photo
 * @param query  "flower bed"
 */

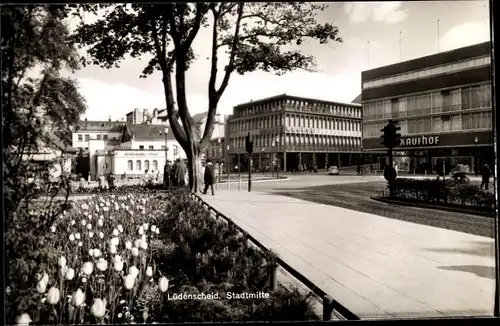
xmin=384 ymin=178 xmax=495 ymax=211
xmin=7 ymin=188 xmax=317 ymax=324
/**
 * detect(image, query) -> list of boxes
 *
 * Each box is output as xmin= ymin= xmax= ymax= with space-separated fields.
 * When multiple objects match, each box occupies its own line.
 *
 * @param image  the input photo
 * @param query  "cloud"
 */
xmin=344 ymin=2 xmax=408 ymax=24
xmin=438 ymin=22 xmax=490 ymax=52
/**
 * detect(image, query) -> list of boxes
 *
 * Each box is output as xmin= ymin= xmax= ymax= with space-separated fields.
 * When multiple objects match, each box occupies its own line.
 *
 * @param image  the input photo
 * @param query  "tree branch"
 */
xmin=181 ymin=3 xmax=205 ymax=52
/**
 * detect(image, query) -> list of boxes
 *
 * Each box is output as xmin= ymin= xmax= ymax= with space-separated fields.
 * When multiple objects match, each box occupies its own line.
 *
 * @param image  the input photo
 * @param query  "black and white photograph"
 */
xmin=2 ymin=1 xmax=498 ymax=324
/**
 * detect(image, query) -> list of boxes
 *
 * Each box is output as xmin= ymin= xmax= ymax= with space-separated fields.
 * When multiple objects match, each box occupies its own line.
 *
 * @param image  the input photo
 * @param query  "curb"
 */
xmin=371 ymin=196 xmax=495 ymax=218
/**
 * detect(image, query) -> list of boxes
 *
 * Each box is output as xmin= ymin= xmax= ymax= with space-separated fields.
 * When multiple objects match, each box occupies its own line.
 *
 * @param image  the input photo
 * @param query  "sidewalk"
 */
xmin=200 ymin=190 xmax=495 ymax=319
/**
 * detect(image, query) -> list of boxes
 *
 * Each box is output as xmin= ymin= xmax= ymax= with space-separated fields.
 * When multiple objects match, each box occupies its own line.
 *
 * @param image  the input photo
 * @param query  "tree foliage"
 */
xmin=2 ymin=5 xmax=87 ymax=322
xmin=71 ymin=3 xmax=342 ymax=191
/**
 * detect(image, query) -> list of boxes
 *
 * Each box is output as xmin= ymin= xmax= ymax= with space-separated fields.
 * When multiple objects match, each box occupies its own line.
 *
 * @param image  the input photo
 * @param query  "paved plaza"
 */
xmin=200 ymin=187 xmax=496 ymax=319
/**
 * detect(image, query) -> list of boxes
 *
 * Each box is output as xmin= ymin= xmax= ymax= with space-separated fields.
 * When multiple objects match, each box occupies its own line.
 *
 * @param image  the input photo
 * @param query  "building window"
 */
xmin=481 ymin=84 xmax=491 ymax=107
xmin=450 ymin=89 xmax=461 ymax=111
xmin=103 ymin=135 xmax=108 ymax=140
xmin=85 ymin=134 xmax=89 ymax=141
xmin=441 ymin=90 xmax=451 ymax=112
xmin=470 ymin=85 xmax=482 ymax=108
xmin=139 ymin=145 xmax=144 ymax=150
xmin=432 ymin=91 xmax=442 ymax=113
xmin=96 ymin=134 xmax=101 ymax=140
xmin=153 ymin=160 xmax=158 ymax=170
xmin=78 ymin=134 xmax=83 ymax=141
xmin=144 ymin=160 xmax=150 ymax=171
xmin=149 ymin=145 xmax=154 ymax=150
xmin=136 ymin=160 xmax=142 ymax=170
xmin=461 ymin=86 xmax=471 ymax=110
xmin=127 ymin=160 xmax=133 ymax=171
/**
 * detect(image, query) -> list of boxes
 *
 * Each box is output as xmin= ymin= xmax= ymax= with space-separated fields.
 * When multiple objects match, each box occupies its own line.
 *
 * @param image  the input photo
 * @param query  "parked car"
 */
xmin=328 ymin=166 xmax=339 ymax=175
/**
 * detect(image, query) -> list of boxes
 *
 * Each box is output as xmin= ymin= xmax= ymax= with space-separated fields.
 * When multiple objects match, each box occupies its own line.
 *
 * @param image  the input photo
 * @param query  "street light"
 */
xmin=226 ymin=145 xmax=230 ymax=175
xmin=164 ymin=126 xmax=169 ymax=168
xmin=474 ymin=136 xmax=479 ymax=175
xmin=274 ymin=135 xmax=280 ymax=179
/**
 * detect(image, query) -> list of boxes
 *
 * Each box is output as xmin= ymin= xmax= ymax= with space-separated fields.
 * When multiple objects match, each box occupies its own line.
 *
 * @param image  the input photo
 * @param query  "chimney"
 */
xmin=108 ymin=116 xmax=111 ymax=122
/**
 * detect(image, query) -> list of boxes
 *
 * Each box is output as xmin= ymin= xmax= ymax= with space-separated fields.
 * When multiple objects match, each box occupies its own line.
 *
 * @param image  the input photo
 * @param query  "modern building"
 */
xmin=361 ymin=41 xmax=493 ymax=174
xmin=225 ymin=94 xmax=362 ymax=172
xmin=72 ymin=120 xmax=186 ymax=180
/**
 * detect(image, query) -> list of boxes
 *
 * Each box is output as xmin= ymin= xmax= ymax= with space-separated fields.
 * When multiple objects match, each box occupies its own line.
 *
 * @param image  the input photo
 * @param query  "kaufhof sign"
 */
xmin=400 ymin=135 xmax=440 ymax=147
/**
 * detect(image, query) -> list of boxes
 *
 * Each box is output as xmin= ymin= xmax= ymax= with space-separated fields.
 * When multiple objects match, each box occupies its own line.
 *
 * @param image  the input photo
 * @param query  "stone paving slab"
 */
xmin=200 ymin=190 xmax=495 ymax=319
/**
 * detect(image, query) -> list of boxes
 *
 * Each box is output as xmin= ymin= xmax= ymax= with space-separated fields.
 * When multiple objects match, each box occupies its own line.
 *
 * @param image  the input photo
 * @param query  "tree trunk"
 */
xmin=187 ymin=143 xmax=204 ymax=193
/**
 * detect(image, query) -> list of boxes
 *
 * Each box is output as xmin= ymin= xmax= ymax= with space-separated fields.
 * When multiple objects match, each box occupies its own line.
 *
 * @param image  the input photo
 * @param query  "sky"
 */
xmin=64 ymin=1 xmax=491 ymax=121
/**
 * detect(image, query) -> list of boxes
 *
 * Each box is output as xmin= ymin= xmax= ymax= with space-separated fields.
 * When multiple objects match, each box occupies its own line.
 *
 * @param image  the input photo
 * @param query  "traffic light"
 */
xmin=380 ymin=119 xmax=401 ymax=149
xmin=245 ymin=133 xmax=253 ymax=154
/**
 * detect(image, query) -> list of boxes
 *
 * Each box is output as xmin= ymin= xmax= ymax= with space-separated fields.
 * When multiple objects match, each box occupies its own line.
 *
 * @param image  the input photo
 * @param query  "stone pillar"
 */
xmin=312 ymin=153 xmax=317 ymax=167
xmin=283 ymin=152 xmax=287 ymax=172
xmin=349 ymin=153 xmax=352 ymax=166
xmin=337 ymin=153 xmax=341 ymax=167
xmin=259 ymin=152 xmax=262 ymax=172
xmin=325 ymin=153 xmax=328 ymax=170
xmin=298 ymin=152 xmax=302 ymax=166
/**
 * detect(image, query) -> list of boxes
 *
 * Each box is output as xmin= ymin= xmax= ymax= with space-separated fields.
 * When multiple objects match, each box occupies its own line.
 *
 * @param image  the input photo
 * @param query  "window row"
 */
xmin=236 ymin=99 xmax=360 ymax=118
xmin=363 ymin=56 xmax=491 ymax=89
xmin=229 ymin=114 xmax=283 ymax=132
xmin=230 ymin=134 xmax=360 ymax=149
xmin=363 ymin=112 xmax=492 ymax=137
xmin=126 ymin=159 xmax=159 ymax=171
xmin=77 ymin=134 xmax=110 ymax=141
xmin=364 ymin=83 xmax=491 ymax=121
xmin=286 ymin=114 xmax=361 ymax=132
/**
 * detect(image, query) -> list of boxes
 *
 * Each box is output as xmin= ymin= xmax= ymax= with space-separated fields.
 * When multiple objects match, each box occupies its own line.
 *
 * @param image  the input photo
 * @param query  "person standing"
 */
xmin=163 ymin=161 xmax=172 ymax=189
xmin=480 ymin=163 xmax=492 ymax=190
xmin=98 ymin=173 xmax=105 ymax=190
xmin=107 ymin=173 xmax=116 ymax=190
xmin=203 ymin=159 xmax=215 ymax=195
xmin=176 ymin=159 xmax=187 ymax=187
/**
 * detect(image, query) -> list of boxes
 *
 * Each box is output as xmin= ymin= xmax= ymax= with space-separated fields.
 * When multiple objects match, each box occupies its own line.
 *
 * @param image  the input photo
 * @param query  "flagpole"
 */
xmin=367 ymin=41 xmax=370 ymax=69
xmin=399 ymin=31 xmax=402 ymax=62
xmin=437 ymin=19 xmax=440 ymax=52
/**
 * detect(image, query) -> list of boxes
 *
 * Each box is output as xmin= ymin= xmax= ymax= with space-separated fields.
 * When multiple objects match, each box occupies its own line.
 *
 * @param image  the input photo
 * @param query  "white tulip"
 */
xmin=36 ymin=279 xmax=47 ymax=294
xmin=58 ymin=256 xmax=67 ymax=268
xmin=143 ymin=223 xmax=149 ymax=231
xmin=71 ymin=220 xmax=76 ymax=226
xmin=75 ymin=233 xmax=81 ymax=240
xmin=93 ymin=248 xmax=102 ymax=257
xmin=82 ymin=277 xmax=87 ymax=283
xmin=16 ymin=313 xmax=32 ymax=325
xmin=78 ymin=241 xmax=83 ymax=247
xmin=138 ymin=226 xmax=144 ymax=235
xmin=89 ymin=231 xmax=94 ymax=238
xmin=134 ymin=239 xmax=141 ymax=248
xmin=139 ymin=240 xmax=148 ymax=250
xmin=87 ymin=224 xmax=92 ymax=230
xmin=131 ymin=247 xmax=139 ymax=257
xmin=129 ymin=266 xmax=139 ymax=278
xmin=96 ymin=258 xmax=108 ymax=272
xmin=151 ymin=225 xmax=157 ymax=232
xmin=70 ymin=289 xmax=85 ymax=307
xmin=91 ymin=298 xmax=106 ymax=318
xmin=158 ymin=277 xmax=169 ymax=292
xmin=155 ymin=228 xmax=160 ymax=234
xmin=98 ymin=219 xmax=104 ymax=227
xmin=46 ymin=287 xmax=60 ymax=305
xmin=114 ymin=259 xmax=124 ymax=272
xmin=99 ymin=232 xmax=104 ymax=239
xmin=112 ymin=229 xmax=118 ymax=236
xmin=81 ymin=219 xmax=87 ymax=226
xmin=141 ymin=234 xmax=147 ymax=242
xmin=146 ymin=266 xmax=153 ymax=277
xmin=69 ymin=234 xmax=75 ymax=242
xmin=123 ymin=274 xmax=135 ymax=290
xmin=81 ymin=262 xmax=94 ymax=276
xmin=117 ymin=225 xmax=124 ymax=233
xmin=110 ymin=237 xmax=119 ymax=247
xmin=125 ymin=241 xmax=132 ymax=250
xmin=50 ymin=225 xmax=56 ymax=233
xmin=109 ymin=245 xmax=117 ymax=254
xmin=65 ymin=268 xmax=75 ymax=280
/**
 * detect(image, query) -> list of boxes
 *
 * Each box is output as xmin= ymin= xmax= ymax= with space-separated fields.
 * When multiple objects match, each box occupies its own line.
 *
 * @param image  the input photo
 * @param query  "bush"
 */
xmin=387 ymin=178 xmax=495 ymax=210
xmin=7 ymin=188 xmax=317 ymax=324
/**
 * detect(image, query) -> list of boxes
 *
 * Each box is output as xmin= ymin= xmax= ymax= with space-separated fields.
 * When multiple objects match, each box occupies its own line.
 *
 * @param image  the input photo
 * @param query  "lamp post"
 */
xmin=274 ymin=135 xmax=280 ymax=179
xmin=226 ymin=145 xmax=230 ymax=175
xmin=474 ymin=136 xmax=479 ymax=176
xmin=164 ymin=126 xmax=169 ymax=169
xmin=217 ymin=138 xmax=222 ymax=182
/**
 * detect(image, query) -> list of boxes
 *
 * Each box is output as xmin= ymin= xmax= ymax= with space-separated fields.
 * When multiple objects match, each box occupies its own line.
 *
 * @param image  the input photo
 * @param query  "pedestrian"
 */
xmin=176 ymin=159 xmax=187 ymax=187
xmin=480 ymin=163 xmax=492 ymax=190
xmin=203 ymin=158 xmax=215 ymax=195
xmin=171 ymin=159 xmax=179 ymax=188
xmin=98 ymin=173 xmax=105 ymax=190
xmin=163 ymin=161 xmax=172 ymax=189
xmin=107 ymin=173 xmax=116 ymax=190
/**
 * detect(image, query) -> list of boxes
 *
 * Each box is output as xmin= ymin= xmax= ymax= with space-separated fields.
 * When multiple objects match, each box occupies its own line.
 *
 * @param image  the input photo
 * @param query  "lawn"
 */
xmin=274 ymin=181 xmax=495 ymax=238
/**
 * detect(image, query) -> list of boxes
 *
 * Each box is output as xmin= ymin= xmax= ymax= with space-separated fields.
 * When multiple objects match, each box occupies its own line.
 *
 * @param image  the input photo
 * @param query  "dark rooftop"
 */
xmin=125 ymin=123 xmax=177 ymax=141
xmin=234 ymin=94 xmax=362 ymax=110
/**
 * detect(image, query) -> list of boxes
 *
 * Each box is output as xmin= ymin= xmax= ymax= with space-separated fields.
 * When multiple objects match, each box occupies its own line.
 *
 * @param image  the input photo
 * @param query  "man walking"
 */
xmin=163 ymin=161 xmax=172 ymax=189
xmin=203 ymin=159 xmax=215 ymax=195
xmin=171 ymin=159 xmax=179 ymax=188
xmin=480 ymin=163 xmax=492 ymax=190
xmin=176 ymin=159 xmax=187 ymax=187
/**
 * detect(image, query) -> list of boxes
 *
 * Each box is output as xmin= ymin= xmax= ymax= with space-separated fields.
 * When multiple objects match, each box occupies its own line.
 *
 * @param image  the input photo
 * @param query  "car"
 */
xmin=328 ymin=166 xmax=339 ymax=175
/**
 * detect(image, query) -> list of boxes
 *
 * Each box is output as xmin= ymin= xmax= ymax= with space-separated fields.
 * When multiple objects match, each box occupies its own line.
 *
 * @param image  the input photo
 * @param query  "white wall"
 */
xmin=131 ymin=139 xmax=165 ymax=150
xmin=72 ymin=131 xmax=122 ymax=149
xmin=198 ymin=115 xmax=225 ymax=140
xmin=113 ymin=150 xmax=166 ymax=176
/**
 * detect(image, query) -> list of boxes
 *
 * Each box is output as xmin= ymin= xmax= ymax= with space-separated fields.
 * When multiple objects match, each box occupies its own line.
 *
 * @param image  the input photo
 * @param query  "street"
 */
xmin=203 ymin=174 xmax=496 ymax=318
